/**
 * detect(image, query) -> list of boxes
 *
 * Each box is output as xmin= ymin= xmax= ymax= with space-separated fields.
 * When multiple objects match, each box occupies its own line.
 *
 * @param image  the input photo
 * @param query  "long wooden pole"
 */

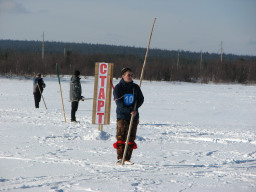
xmin=59 ymin=83 xmax=66 ymax=122
xmin=37 ymin=82 xmax=47 ymax=110
xmin=56 ymin=63 xmax=66 ymax=123
xmin=121 ymin=18 xmax=157 ymax=165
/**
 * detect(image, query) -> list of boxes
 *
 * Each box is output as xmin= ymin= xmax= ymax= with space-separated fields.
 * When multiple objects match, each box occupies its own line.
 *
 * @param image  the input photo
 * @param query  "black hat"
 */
xmin=37 ymin=73 xmax=41 ymax=77
xmin=74 ymin=70 xmax=80 ymax=77
xmin=121 ymin=68 xmax=132 ymax=75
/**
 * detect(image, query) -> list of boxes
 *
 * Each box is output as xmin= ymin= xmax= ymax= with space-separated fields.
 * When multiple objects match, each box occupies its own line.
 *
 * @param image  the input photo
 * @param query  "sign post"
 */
xmin=92 ymin=62 xmax=114 ymax=130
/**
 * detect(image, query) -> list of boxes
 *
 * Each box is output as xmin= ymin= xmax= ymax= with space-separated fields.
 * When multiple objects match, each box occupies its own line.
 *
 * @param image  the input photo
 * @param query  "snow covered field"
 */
xmin=0 ymin=76 xmax=255 ymax=192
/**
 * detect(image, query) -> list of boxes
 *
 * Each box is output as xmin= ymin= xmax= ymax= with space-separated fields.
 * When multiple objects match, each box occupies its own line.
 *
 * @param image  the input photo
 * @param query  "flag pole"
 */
xmin=121 ymin=18 xmax=157 ymax=165
xmin=56 ymin=63 xmax=66 ymax=123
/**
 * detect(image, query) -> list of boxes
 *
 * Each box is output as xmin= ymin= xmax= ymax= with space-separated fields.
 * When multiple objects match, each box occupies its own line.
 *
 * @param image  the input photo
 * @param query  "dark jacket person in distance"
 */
xmin=70 ymin=70 xmax=83 ymax=122
xmin=33 ymin=73 xmax=46 ymax=108
xmin=113 ymin=68 xmax=144 ymax=165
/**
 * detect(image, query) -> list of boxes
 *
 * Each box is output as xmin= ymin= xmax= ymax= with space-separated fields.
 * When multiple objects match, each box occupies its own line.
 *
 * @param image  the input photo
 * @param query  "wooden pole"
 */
xmin=98 ymin=124 xmax=103 ymax=131
xmin=138 ymin=18 xmax=157 ymax=87
xmin=121 ymin=18 xmax=157 ymax=165
xmin=37 ymin=82 xmax=47 ymax=110
xmin=59 ymin=83 xmax=66 ymax=123
xmin=56 ymin=63 xmax=66 ymax=123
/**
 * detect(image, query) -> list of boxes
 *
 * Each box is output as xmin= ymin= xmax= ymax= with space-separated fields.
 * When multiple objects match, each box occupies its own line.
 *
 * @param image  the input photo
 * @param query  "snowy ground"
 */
xmin=0 ymin=76 xmax=255 ymax=192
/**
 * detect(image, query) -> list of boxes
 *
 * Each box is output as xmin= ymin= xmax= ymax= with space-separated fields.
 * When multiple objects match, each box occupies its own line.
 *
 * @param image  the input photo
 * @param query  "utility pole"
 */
xmin=200 ymin=50 xmax=202 ymax=72
xmin=42 ymin=32 xmax=46 ymax=73
xmin=64 ymin=46 xmax=66 ymax=59
xmin=220 ymin=41 xmax=223 ymax=63
xmin=42 ymin=32 xmax=44 ymax=60
xmin=177 ymin=49 xmax=180 ymax=70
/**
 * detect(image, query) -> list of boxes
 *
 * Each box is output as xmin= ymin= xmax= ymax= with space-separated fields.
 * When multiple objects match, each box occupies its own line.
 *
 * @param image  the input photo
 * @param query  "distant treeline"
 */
xmin=0 ymin=39 xmax=256 ymax=83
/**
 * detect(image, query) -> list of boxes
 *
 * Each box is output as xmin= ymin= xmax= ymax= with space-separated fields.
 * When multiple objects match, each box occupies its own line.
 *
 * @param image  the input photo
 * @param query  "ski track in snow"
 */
xmin=0 ymin=76 xmax=256 ymax=192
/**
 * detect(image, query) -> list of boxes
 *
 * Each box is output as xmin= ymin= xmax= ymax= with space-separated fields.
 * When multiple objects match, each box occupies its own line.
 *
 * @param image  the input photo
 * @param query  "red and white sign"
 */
xmin=92 ymin=62 xmax=113 ymax=126
xmin=95 ymin=63 xmax=108 ymax=124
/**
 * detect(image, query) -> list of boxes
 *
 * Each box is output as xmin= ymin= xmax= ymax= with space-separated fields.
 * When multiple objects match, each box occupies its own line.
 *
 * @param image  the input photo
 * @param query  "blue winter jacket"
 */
xmin=33 ymin=78 xmax=46 ymax=94
xmin=113 ymin=78 xmax=144 ymax=121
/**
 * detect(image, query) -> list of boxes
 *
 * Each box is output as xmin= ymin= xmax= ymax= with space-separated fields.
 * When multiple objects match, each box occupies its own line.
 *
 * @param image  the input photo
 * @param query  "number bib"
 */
xmin=124 ymin=94 xmax=134 ymax=106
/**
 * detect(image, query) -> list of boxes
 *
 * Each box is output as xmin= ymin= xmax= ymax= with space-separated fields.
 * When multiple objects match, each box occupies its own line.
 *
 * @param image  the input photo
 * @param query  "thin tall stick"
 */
xmin=56 ymin=63 xmax=66 ymax=123
xmin=59 ymin=83 xmax=66 ymax=123
xmin=139 ymin=18 xmax=157 ymax=87
xmin=37 ymin=82 xmax=47 ymax=110
xmin=121 ymin=18 xmax=157 ymax=165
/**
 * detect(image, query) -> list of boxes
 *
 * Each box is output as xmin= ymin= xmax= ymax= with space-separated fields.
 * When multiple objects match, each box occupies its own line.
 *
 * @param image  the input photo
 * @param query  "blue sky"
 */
xmin=0 ymin=0 xmax=255 ymax=56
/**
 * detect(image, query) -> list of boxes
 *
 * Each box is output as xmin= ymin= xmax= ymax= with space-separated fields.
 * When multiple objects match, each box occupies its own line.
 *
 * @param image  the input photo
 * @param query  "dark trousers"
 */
xmin=116 ymin=119 xmax=139 ymax=160
xmin=71 ymin=101 xmax=79 ymax=121
xmin=33 ymin=92 xmax=41 ymax=108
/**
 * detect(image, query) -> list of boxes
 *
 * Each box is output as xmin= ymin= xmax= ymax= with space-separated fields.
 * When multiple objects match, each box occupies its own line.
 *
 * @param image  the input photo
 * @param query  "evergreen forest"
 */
xmin=0 ymin=39 xmax=255 ymax=83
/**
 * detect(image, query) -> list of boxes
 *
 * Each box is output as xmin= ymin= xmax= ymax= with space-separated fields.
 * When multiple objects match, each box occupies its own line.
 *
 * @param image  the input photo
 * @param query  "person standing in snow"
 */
xmin=33 ymin=73 xmax=46 ymax=108
xmin=70 ymin=70 xmax=83 ymax=122
xmin=113 ymin=68 xmax=144 ymax=165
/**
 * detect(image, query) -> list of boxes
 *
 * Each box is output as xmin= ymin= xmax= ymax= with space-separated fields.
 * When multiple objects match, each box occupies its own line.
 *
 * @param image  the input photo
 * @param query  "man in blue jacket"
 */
xmin=33 ymin=73 xmax=46 ymax=108
xmin=113 ymin=68 xmax=144 ymax=165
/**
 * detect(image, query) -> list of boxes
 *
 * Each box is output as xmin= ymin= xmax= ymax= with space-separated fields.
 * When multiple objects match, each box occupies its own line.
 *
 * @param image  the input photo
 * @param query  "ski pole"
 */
xmin=37 ymin=82 xmax=47 ymax=110
xmin=56 ymin=63 xmax=67 ymax=123
xmin=121 ymin=18 xmax=157 ymax=165
xmin=68 ymin=98 xmax=93 ymax=102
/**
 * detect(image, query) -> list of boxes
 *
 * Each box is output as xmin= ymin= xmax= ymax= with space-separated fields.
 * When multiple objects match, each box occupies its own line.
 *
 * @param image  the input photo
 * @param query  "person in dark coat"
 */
xmin=113 ymin=68 xmax=144 ymax=165
xmin=70 ymin=70 xmax=83 ymax=122
xmin=33 ymin=73 xmax=46 ymax=108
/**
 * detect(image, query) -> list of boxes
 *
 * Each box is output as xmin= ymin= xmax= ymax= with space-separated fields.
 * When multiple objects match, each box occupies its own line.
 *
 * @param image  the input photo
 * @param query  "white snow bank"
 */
xmin=0 ymin=77 xmax=255 ymax=192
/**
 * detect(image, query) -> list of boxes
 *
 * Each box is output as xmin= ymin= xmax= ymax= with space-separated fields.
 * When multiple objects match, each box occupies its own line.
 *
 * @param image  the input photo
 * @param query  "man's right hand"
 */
xmin=130 ymin=111 xmax=137 ymax=116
